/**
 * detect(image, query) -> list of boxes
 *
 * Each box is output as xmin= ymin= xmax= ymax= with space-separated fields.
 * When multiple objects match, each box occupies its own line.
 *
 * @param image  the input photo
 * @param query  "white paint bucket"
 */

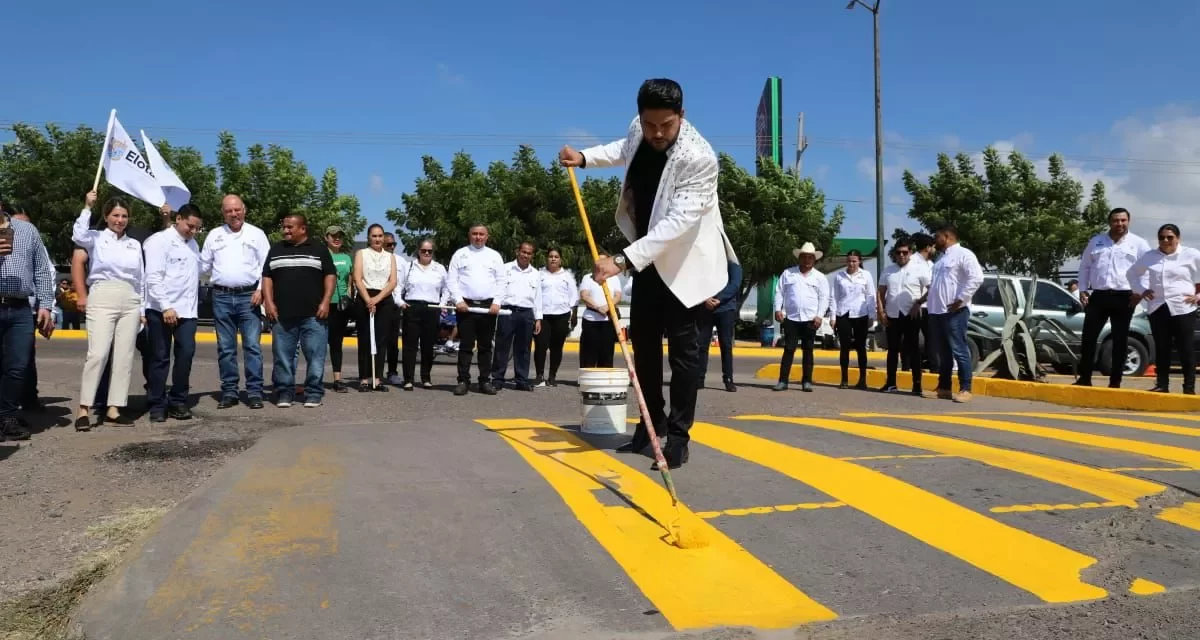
xmin=578 ymin=368 xmax=630 ymax=435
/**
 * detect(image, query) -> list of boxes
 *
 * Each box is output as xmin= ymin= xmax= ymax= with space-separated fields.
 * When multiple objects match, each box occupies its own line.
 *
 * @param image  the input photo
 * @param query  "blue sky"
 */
xmin=5 ymin=0 xmax=1199 ymax=245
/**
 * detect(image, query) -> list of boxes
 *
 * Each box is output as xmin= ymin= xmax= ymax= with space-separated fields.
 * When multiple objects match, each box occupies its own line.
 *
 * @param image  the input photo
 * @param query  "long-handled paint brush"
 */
xmin=567 ymin=166 xmax=708 ymax=550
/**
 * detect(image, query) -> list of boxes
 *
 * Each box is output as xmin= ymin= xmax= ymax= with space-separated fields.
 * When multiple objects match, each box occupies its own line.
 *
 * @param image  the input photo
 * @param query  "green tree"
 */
xmin=718 ymin=154 xmax=846 ymax=305
xmin=385 ymin=145 xmax=622 ymax=276
xmin=901 ymin=147 xmax=1110 ymax=278
xmin=214 ymin=132 xmax=365 ymax=242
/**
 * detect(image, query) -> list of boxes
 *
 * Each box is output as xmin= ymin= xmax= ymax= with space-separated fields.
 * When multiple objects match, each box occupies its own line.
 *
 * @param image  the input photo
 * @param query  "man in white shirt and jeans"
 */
xmin=446 ymin=224 xmax=505 ymax=396
xmin=927 ymin=224 xmax=984 ymax=402
xmin=143 ymin=205 xmax=203 ymax=422
xmin=490 ymin=241 xmax=543 ymax=391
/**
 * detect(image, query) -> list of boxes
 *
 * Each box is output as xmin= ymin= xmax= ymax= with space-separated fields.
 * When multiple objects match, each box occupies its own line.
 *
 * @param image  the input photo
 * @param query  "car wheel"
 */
xmin=1098 ymin=338 xmax=1149 ymax=377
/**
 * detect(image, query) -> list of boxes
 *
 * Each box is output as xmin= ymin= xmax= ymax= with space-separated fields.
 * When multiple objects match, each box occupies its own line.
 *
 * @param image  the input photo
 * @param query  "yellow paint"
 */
xmin=697 ymin=501 xmax=847 ymax=519
xmin=1104 ymin=412 xmax=1200 ymax=423
xmin=838 ymin=454 xmax=952 ymax=461
xmin=476 ymin=418 xmax=837 ymax=630
xmin=991 ymin=501 xmax=1127 ymax=514
xmin=143 ymin=445 xmax=342 ymax=632
xmin=847 ymin=414 xmax=1200 ymax=469
xmin=740 ymin=415 xmax=1165 ymax=508
xmin=981 ymin=412 xmax=1200 ymax=438
xmin=1158 ymin=502 xmax=1200 ymax=532
xmin=692 ymin=421 xmax=1108 ymax=604
xmin=1129 ymin=578 xmax=1167 ymax=595
xmin=1105 ymin=467 xmax=1199 ymax=472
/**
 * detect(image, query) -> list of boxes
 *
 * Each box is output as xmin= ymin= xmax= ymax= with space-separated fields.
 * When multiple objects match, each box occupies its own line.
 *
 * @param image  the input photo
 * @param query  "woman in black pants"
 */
xmin=353 ymin=224 xmax=398 ymax=392
xmin=399 ymin=238 xmax=448 ymax=389
xmin=1127 ymin=223 xmax=1200 ymax=394
xmin=534 ymin=248 xmax=578 ymax=386
xmin=830 ymin=249 xmax=877 ymax=388
xmin=579 ymin=265 xmax=622 ymax=368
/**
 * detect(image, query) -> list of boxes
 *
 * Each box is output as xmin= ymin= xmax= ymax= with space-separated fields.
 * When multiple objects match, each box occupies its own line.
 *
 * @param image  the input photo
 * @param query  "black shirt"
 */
xmin=626 ymin=140 xmax=668 ymax=240
xmin=262 ymin=237 xmax=336 ymax=320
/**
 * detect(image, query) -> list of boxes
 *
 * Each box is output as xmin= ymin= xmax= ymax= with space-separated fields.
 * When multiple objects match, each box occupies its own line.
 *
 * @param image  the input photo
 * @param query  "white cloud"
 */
xmin=436 ymin=63 xmax=464 ymax=87
xmin=561 ymin=127 xmax=601 ymax=148
xmin=369 ymin=174 xmax=385 ymax=194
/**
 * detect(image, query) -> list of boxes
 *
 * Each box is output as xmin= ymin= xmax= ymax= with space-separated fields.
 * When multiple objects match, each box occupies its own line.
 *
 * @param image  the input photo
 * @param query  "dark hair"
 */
xmin=383 ymin=231 xmax=395 ymax=239
xmin=1158 ymin=223 xmax=1181 ymax=238
xmin=1109 ymin=207 xmax=1130 ymax=221
xmin=891 ymin=238 xmax=912 ymax=253
xmin=177 ymin=203 xmax=203 ymax=220
xmin=910 ymin=233 xmax=935 ymax=251
xmin=97 ymin=197 xmax=132 ymax=231
xmin=545 ymin=247 xmax=561 ymax=257
xmin=637 ymin=79 xmax=683 ymax=114
xmin=519 ymin=240 xmax=536 ymax=252
xmin=936 ymin=223 xmax=959 ymax=239
xmin=846 ymin=249 xmax=863 ymax=260
xmin=367 ymin=223 xmax=385 ymax=235
xmin=468 ymin=223 xmax=488 ymax=232
xmin=285 ymin=213 xmax=308 ymax=229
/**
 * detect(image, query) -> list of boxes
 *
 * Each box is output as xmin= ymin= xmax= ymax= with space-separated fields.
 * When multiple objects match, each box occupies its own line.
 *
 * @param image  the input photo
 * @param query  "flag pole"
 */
xmin=93 ymin=109 xmax=116 ymax=192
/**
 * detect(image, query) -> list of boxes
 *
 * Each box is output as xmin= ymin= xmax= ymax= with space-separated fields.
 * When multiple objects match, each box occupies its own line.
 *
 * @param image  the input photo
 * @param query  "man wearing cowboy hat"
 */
xmin=772 ymin=242 xmax=830 ymax=392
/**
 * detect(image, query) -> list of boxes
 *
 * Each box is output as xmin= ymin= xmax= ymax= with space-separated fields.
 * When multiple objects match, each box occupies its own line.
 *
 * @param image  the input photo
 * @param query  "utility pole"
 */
xmin=795 ymin=112 xmax=808 ymax=176
xmin=848 ymin=0 xmax=885 ymax=280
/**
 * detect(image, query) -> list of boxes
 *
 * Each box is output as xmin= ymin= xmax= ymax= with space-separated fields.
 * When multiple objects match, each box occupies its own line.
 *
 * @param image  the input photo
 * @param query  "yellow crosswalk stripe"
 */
xmin=739 ymin=415 xmax=1165 ymax=507
xmin=1158 ymin=503 xmax=1200 ymax=531
xmin=975 ymin=412 xmax=1200 ymax=438
xmin=475 ymin=418 xmax=838 ymax=630
xmin=691 ymin=421 xmax=1110 ymax=603
xmin=845 ymin=413 xmax=1200 ymax=469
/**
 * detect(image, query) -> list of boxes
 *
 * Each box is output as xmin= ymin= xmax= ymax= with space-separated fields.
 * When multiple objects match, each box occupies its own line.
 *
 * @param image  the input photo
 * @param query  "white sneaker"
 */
xmin=304 ymin=401 xmax=321 ymax=408
xmin=277 ymin=399 xmax=292 ymax=408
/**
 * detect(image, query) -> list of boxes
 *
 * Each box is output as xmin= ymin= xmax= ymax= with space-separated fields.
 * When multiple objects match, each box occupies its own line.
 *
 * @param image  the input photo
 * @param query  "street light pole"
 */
xmin=848 ymin=0 xmax=885 ymax=281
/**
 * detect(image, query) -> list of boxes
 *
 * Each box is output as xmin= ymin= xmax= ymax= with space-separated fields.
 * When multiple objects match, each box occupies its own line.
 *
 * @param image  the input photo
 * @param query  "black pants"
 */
xmin=837 ymin=314 xmax=870 ymax=383
xmin=697 ymin=309 xmax=736 ymax=383
xmin=22 ymin=337 xmax=38 ymax=407
xmin=62 ymin=311 xmax=81 ymax=330
xmin=491 ymin=306 xmax=536 ymax=385
xmin=579 ymin=319 xmax=615 ymax=368
xmin=357 ymin=291 xmax=397 ymax=382
xmin=456 ymin=298 xmax=498 ymax=384
xmin=534 ymin=312 xmax=571 ymax=380
xmin=885 ymin=312 xmax=922 ymax=391
xmin=1078 ymin=289 xmax=1135 ymax=386
xmin=386 ymin=302 xmax=401 ymax=377
xmin=326 ymin=303 xmax=351 ymax=374
xmin=1149 ymin=305 xmax=1196 ymax=392
xmin=779 ymin=318 xmax=818 ymax=384
xmin=628 ymin=268 xmax=702 ymax=450
xmin=402 ymin=301 xmax=440 ymax=383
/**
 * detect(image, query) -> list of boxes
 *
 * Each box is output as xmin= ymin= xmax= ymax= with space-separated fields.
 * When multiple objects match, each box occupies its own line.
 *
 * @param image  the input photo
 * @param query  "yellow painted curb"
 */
xmin=754 ymin=362 xmax=1200 ymax=412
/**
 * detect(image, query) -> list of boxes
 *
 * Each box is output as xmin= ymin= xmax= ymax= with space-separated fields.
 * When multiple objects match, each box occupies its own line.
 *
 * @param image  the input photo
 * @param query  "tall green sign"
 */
xmin=754 ymin=76 xmax=783 ymax=173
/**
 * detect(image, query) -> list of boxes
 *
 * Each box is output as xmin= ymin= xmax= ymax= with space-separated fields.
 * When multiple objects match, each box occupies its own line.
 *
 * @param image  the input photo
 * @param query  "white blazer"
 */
xmin=580 ymin=116 xmax=738 ymax=309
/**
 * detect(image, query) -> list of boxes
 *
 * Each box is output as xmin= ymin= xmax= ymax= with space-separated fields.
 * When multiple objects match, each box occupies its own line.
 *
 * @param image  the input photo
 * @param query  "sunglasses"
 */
xmin=419 ymin=249 xmax=433 ymax=254
xmin=1159 ymin=236 xmax=1177 ymax=242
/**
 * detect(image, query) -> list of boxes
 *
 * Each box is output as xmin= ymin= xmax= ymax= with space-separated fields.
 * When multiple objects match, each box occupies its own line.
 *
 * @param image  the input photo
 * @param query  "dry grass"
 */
xmin=0 ymin=505 xmax=171 ymax=640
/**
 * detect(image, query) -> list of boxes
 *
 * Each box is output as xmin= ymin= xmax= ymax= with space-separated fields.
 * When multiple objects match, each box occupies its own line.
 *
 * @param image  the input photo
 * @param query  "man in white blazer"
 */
xmin=560 ymin=78 xmax=737 ymax=470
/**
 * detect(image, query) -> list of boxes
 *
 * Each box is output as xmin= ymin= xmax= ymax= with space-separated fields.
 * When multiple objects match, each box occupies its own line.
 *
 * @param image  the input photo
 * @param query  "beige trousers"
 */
xmin=79 ymin=280 xmax=143 ymax=408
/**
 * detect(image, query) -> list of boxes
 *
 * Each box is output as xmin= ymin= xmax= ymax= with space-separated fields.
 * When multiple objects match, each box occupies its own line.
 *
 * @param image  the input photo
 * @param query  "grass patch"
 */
xmin=0 ymin=505 xmax=171 ymax=640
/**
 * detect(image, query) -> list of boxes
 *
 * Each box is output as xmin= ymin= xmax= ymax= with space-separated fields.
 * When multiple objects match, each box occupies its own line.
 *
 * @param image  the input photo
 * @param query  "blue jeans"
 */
xmin=697 ymin=309 xmax=736 ymax=382
xmin=491 ymin=307 xmax=535 ymax=385
xmin=212 ymin=291 xmax=263 ymax=400
xmin=0 ymin=306 xmax=34 ymax=418
xmin=931 ymin=307 xmax=972 ymax=392
xmin=271 ymin=316 xmax=328 ymax=402
xmin=146 ymin=311 xmax=197 ymax=415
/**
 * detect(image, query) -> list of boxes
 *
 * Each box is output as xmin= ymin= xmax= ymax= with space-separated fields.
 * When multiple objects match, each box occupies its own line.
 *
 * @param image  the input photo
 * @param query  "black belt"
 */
xmin=211 ymin=283 xmax=258 ymax=294
xmin=0 ymin=295 xmax=30 ymax=308
xmin=463 ymin=298 xmax=492 ymax=306
xmin=502 ymin=304 xmax=533 ymax=312
xmin=407 ymin=299 xmax=437 ymax=306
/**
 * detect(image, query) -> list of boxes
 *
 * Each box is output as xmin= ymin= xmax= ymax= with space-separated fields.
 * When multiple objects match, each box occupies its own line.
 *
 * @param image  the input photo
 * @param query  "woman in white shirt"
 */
xmin=398 ymin=238 xmax=447 ymax=389
xmin=1126 ymin=223 xmax=1200 ymax=394
xmin=534 ymin=248 xmax=579 ymax=386
xmin=353 ymin=223 xmax=398 ymax=392
xmin=71 ymin=190 xmax=145 ymax=430
xmin=830 ymin=249 xmax=877 ymax=389
xmin=578 ymin=255 xmax=622 ymax=369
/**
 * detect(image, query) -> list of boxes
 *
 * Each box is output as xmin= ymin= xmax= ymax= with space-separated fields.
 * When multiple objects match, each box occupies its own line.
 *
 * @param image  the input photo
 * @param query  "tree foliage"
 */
xmin=0 ymin=122 xmax=365 ymax=260
xmin=901 ymin=147 xmax=1110 ymax=277
xmin=388 ymin=146 xmax=845 ymax=307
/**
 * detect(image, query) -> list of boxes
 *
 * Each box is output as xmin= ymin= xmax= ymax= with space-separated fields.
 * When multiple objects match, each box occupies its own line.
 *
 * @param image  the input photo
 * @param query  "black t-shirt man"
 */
xmin=262 ymin=237 xmax=335 ymax=321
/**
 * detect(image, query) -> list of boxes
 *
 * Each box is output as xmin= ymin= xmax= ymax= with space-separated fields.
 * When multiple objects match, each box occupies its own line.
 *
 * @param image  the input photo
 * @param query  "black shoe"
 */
xmin=1150 ymin=385 xmax=1169 ymax=393
xmin=246 ymin=397 xmax=264 ymax=409
xmin=168 ymin=405 xmax=193 ymax=420
xmin=74 ymin=415 xmax=92 ymax=432
xmin=1 ymin=417 xmax=31 ymax=440
xmin=652 ymin=446 xmax=688 ymax=470
xmin=879 ymin=384 xmax=898 ymax=393
xmin=1073 ymin=379 xmax=1093 ymax=387
xmin=515 ymin=382 xmax=534 ymax=391
xmin=454 ymin=382 xmax=469 ymax=396
xmin=802 ymin=382 xmax=814 ymax=392
xmin=21 ymin=399 xmax=46 ymax=413
xmin=217 ymin=396 xmax=239 ymax=409
xmin=772 ymin=381 xmax=788 ymax=391
xmin=479 ymin=382 xmax=497 ymax=395
xmin=149 ymin=413 xmax=167 ymax=423
xmin=373 ymin=383 xmax=389 ymax=392
xmin=855 ymin=380 xmax=869 ymax=390
xmin=724 ymin=379 xmax=737 ymax=392
xmin=333 ymin=380 xmax=348 ymax=393
xmin=105 ymin=413 xmax=135 ymax=426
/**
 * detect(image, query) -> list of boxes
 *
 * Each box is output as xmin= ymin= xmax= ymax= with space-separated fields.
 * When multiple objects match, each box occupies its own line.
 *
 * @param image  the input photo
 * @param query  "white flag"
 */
xmin=101 ymin=114 xmax=165 ymax=208
xmin=140 ymin=130 xmax=191 ymax=211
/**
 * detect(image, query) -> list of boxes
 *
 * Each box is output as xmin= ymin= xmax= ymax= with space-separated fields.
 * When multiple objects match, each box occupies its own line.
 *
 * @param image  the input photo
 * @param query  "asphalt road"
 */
xmin=17 ymin=339 xmax=1200 ymax=639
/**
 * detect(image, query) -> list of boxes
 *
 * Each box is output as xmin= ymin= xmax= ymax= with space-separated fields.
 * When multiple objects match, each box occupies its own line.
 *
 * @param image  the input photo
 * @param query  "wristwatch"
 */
xmin=614 ymin=252 xmax=632 ymax=272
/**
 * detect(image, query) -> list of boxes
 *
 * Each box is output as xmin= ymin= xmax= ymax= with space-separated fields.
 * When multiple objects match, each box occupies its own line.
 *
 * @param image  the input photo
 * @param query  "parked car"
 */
xmin=876 ymin=274 xmax=1154 ymax=377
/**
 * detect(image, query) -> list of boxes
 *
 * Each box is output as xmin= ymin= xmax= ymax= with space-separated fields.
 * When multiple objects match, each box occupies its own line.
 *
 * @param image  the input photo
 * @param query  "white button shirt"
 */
xmin=143 ymin=226 xmax=201 ymax=318
xmin=1078 ymin=231 xmax=1151 ymax=293
xmin=71 ymin=208 xmax=146 ymax=301
xmin=880 ymin=260 xmax=932 ymax=318
xmin=830 ymin=268 xmax=877 ymax=320
xmin=499 ymin=260 xmax=543 ymax=319
xmin=199 ymin=222 xmax=271 ymax=289
xmin=398 ymin=259 xmax=448 ymax=305
xmin=447 ymin=244 xmax=505 ymax=304
xmin=539 ymin=268 xmax=579 ymax=316
xmin=928 ymin=243 xmax=984 ymax=315
xmin=392 ymin=254 xmax=407 ymax=304
xmin=580 ymin=275 xmax=621 ymax=322
xmin=774 ymin=266 xmax=830 ymax=323
xmin=1127 ymin=246 xmax=1200 ymax=316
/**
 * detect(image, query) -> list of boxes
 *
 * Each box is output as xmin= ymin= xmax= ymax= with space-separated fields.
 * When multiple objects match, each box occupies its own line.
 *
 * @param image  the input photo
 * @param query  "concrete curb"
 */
xmin=754 ymin=362 xmax=1200 ymax=412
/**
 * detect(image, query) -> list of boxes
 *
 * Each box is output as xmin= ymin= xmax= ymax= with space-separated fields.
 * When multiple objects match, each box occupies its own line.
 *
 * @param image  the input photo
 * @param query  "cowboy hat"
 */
xmin=792 ymin=241 xmax=823 ymax=261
